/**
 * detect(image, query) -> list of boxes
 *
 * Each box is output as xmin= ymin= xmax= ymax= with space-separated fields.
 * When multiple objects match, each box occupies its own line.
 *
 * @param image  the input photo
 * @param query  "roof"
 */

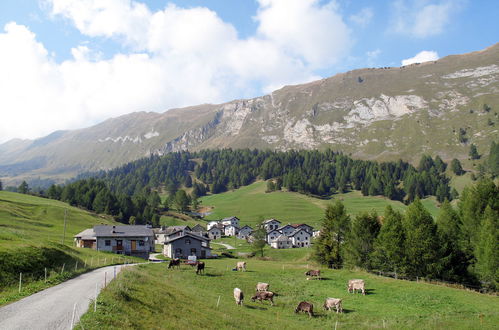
xmin=276 ymin=234 xmax=291 ymax=242
xmin=191 ymin=224 xmax=206 ymax=232
xmin=164 ymin=232 xmax=211 ymax=244
xmin=221 ymin=216 xmax=239 ymax=222
xmin=277 ymin=224 xmax=294 ymax=231
xmin=263 ymin=218 xmax=281 ymax=224
xmin=288 ymin=228 xmax=311 ymax=237
xmin=74 ymin=228 xmax=96 ymax=240
xmin=209 ymin=226 xmax=221 ymax=232
xmin=240 ymin=225 xmax=253 ymax=230
xmin=291 ymin=223 xmax=313 ymax=229
xmin=93 ymin=225 xmax=154 ymax=237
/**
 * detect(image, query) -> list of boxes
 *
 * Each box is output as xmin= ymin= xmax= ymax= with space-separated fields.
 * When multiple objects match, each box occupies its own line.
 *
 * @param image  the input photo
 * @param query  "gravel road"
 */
xmin=0 ymin=264 xmax=132 ymax=330
xmin=211 ymin=242 xmax=235 ymax=249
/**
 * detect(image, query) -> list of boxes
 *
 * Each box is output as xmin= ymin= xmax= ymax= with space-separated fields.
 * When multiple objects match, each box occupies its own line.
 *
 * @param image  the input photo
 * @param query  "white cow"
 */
xmin=233 ymin=288 xmax=244 ymax=305
xmin=256 ymin=282 xmax=270 ymax=292
xmin=236 ymin=261 xmax=247 ymax=271
xmin=348 ymin=279 xmax=365 ymax=295
xmin=323 ymin=298 xmax=343 ymax=313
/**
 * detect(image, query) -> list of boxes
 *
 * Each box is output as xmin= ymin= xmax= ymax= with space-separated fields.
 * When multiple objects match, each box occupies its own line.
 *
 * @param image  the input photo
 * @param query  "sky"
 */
xmin=0 ymin=0 xmax=498 ymax=143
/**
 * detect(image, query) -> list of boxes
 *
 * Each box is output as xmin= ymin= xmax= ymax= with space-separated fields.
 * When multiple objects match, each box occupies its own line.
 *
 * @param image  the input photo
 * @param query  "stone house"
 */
xmin=271 ymin=235 xmax=293 ymax=249
xmin=220 ymin=216 xmax=240 ymax=227
xmin=208 ymin=226 xmax=222 ymax=240
xmin=266 ymin=229 xmax=281 ymax=244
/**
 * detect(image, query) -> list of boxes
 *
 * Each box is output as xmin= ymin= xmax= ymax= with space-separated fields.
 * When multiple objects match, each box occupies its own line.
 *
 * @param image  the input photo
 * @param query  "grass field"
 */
xmin=0 ymin=191 xmax=142 ymax=306
xmin=78 ymin=249 xmax=498 ymax=329
xmin=199 ymin=181 xmax=440 ymax=228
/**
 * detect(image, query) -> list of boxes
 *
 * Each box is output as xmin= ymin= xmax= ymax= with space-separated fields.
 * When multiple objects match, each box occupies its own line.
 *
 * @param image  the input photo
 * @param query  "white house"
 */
xmin=208 ymin=226 xmax=222 ymax=240
xmin=263 ymin=219 xmax=281 ymax=232
xmin=238 ymin=225 xmax=253 ymax=239
xmin=220 ymin=216 xmax=240 ymax=227
xmin=288 ymin=229 xmax=311 ymax=248
xmin=271 ymin=235 xmax=293 ymax=249
xmin=224 ymin=224 xmax=239 ymax=237
xmin=266 ymin=229 xmax=281 ymax=244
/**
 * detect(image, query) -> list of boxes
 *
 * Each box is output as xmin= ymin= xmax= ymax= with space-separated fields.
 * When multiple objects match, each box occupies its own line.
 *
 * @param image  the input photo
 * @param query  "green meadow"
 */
xmin=0 ymin=191 xmax=143 ymax=306
xmin=200 ymin=181 xmax=440 ymax=227
xmin=78 ymin=249 xmax=498 ymax=329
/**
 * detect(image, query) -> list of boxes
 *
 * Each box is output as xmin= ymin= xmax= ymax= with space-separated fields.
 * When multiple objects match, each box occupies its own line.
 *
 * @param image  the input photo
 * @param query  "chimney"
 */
xmin=112 ymin=225 xmax=116 ymax=233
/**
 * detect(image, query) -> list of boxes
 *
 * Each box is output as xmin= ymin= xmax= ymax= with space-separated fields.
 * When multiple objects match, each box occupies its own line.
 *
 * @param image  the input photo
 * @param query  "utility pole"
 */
xmin=62 ymin=209 xmax=67 ymax=245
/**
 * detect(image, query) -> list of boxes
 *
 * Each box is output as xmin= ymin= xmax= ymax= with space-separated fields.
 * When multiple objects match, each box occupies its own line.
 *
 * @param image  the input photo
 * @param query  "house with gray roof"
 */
xmin=163 ymin=232 xmax=212 ymax=259
xmin=74 ymin=225 xmax=155 ymax=259
xmin=237 ymin=225 xmax=253 ymax=239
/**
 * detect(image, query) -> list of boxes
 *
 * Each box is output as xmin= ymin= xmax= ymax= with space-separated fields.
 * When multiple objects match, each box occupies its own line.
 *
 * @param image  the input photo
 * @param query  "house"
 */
xmin=288 ymin=228 xmax=311 ymax=248
xmin=74 ymin=225 xmax=155 ymax=259
xmin=238 ymin=225 xmax=253 ymax=239
xmin=220 ymin=216 xmax=240 ymax=227
xmin=208 ymin=226 xmax=222 ymax=240
xmin=207 ymin=221 xmax=219 ymax=230
xmin=291 ymin=223 xmax=314 ymax=234
xmin=163 ymin=232 xmax=212 ymax=259
xmin=271 ymin=235 xmax=292 ymax=249
xmin=263 ymin=219 xmax=281 ymax=232
xmin=266 ymin=229 xmax=281 ymax=244
xmin=191 ymin=224 xmax=206 ymax=234
xmin=155 ymin=226 xmax=191 ymax=244
xmin=224 ymin=224 xmax=239 ymax=237
xmin=277 ymin=224 xmax=295 ymax=236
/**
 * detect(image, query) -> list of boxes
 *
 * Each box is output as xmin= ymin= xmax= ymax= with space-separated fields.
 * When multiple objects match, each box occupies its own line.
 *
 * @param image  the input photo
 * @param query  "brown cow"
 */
xmin=256 ymin=282 xmax=270 ymax=292
xmin=323 ymin=298 xmax=343 ymax=313
xmin=295 ymin=301 xmax=314 ymax=317
xmin=233 ymin=288 xmax=244 ymax=305
xmin=251 ymin=291 xmax=274 ymax=306
xmin=348 ymin=279 xmax=365 ymax=295
xmin=196 ymin=261 xmax=205 ymax=275
xmin=236 ymin=261 xmax=246 ymax=271
xmin=168 ymin=258 xmax=180 ymax=269
xmin=305 ymin=269 xmax=321 ymax=280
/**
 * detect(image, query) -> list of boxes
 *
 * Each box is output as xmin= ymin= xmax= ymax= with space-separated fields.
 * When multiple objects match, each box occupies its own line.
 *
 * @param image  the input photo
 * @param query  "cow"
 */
xmin=236 ymin=261 xmax=246 ymax=272
xmin=233 ymin=288 xmax=244 ymax=306
xmin=305 ymin=269 xmax=321 ymax=280
xmin=323 ymin=298 xmax=343 ymax=313
xmin=251 ymin=291 xmax=275 ymax=306
xmin=168 ymin=258 xmax=180 ymax=269
xmin=348 ymin=279 xmax=365 ymax=295
xmin=196 ymin=261 xmax=205 ymax=275
xmin=256 ymin=282 xmax=270 ymax=292
xmin=295 ymin=301 xmax=314 ymax=318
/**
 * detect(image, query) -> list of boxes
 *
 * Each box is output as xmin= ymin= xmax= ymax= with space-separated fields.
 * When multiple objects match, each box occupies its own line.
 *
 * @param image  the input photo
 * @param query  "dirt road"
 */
xmin=0 ymin=264 xmax=131 ymax=330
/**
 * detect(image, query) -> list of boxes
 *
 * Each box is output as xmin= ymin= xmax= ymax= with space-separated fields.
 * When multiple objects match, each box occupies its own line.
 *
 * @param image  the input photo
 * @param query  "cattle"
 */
xmin=236 ymin=261 xmax=247 ymax=272
xmin=295 ymin=301 xmax=314 ymax=318
xmin=233 ymin=288 xmax=244 ymax=306
xmin=168 ymin=258 xmax=180 ymax=269
xmin=323 ymin=298 xmax=343 ymax=313
xmin=348 ymin=279 xmax=365 ymax=295
xmin=305 ymin=269 xmax=321 ymax=280
xmin=256 ymin=282 xmax=270 ymax=292
xmin=251 ymin=291 xmax=275 ymax=306
xmin=196 ymin=261 xmax=205 ymax=275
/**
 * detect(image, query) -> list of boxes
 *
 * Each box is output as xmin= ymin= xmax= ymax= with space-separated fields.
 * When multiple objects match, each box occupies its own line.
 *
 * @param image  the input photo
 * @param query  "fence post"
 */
xmin=18 ymin=273 xmax=22 ymax=293
xmin=61 ymin=263 xmax=65 ymax=275
xmin=44 ymin=267 xmax=47 ymax=283
xmin=75 ymin=260 xmax=78 ymax=272
xmin=216 ymin=295 xmax=221 ymax=307
xmin=334 ymin=321 xmax=338 ymax=330
xmin=114 ymin=266 xmax=116 ymax=279
xmin=104 ymin=272 xmax=107 ymax=287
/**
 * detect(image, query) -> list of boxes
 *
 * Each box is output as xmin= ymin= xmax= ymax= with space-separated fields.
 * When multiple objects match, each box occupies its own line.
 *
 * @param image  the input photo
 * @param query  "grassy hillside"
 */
xmin=200 ymin=181 xmax=440 ymax=227
xmin=78 ymin=250 xmax=498 ymax=329
xmin=0 ymin=191 xmax=142 ymax=306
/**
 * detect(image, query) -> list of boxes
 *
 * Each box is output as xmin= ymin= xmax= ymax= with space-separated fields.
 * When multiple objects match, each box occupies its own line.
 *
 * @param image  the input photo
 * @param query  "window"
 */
xmin=105 ymin=240 xmax=111 ymax=246
xmin=185 ymin=239 xmax=191 ymax=245
xmin=191 ymin=248 xmax=197 ymax=255
xmin=116 ymin=240 xmax=123 ymax=246
xmin=139 ymin=240 xmax=145 ymax=246
xmin=175 ymin=248 xmax=182 ymax=255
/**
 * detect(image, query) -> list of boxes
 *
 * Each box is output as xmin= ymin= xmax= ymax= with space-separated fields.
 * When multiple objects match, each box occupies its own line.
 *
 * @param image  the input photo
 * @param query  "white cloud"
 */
xmin=401 ymin=50 xmax=439 ymax=65
xmin=0 ymin=0 xmax=353 ymax=143
xmin=350 ymin=7 xmax=374 ymax=27
xmin=390 ymin=0 xmax=464 ymax=38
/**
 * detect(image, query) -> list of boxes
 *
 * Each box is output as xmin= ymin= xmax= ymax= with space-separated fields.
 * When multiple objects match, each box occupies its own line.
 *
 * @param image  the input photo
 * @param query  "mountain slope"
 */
xmin=1 ymin=43 xmax=498 ymax=184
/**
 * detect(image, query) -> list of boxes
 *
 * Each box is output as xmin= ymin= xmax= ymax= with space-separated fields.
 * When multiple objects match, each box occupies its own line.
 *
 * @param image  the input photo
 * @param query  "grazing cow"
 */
xmin=233 ymin=288 xmax=244 ymax=306
xmin=236 ymin=261 xmax=246 ymax=272
xmin=168 ymin=258 xmax=180 ymax=269
xmin=196 ymin=261 xmax=205 ymax=275
xmin=256 ymin=282 xmax=270 ymax=292
xmin=305 ymin=270 xmax=321 ymax=280
xmin=323 ymin=298 xmax=343 ymax=313
xmin=295 ymin=301 xmax=314 ymax=318
xmin=251 ymin=291 xmax=275 ymax=306
xmin=348 ymin=279 xmax=365 ymax=295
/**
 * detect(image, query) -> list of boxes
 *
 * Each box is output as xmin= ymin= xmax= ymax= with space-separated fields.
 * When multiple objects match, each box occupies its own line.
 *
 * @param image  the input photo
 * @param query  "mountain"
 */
xmin=1 ymin=44 xmax=498 ymax=185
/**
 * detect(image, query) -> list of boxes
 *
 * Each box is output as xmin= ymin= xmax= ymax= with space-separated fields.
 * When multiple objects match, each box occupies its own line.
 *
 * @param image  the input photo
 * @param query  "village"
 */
xmin=74 ymin=217 xmax=317 ymax=260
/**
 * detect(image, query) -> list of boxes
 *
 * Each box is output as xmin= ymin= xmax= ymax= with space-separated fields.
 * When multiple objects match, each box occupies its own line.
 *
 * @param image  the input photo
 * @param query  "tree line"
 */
xmin=314 ymin=178 xmax=498 ymax=291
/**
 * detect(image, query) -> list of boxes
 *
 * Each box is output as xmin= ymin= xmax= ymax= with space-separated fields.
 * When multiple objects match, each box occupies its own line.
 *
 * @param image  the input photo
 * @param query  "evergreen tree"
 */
xmin=184 ymin=175 xmax=193 ymax=188
xmin=129 ymin=216 xmax=137 ymax=225
xmin=450 ymin=187 xmax=459 ymax=200
xmin=474 ymin=206 xmax=498 ymax=290
xmin=450 ymin=159 xmax=464 ymax=175
xmin=488 ymin=141 xmax=499 ymax=177
xmin=152 ymin=214 xmax=161 ymax=227
xmin=344 ymin=211 xmax=380 ymax=270
xmin=251 ymin=220 xmax=267 ymax=257
xmin=314 ymin=200 xmax=350 ymax=268
xmin=18 ymin=181 xmax=29 ymax=194
xmin=0 ymin=179 xmax=2 ymax=191
xmin=403 ymin=199 xmax=441 ymax=278
xmin=371 ymin=206 xmax=406 ymax=275
xmin=174 ymin=190 xmax=190 ymax=212
xmin=469 ymin=144 xmax=480 ymax=160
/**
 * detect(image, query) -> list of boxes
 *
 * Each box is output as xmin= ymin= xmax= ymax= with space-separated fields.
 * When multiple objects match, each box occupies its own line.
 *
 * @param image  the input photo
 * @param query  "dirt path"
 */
xmin=0 ymin=264 xmax=133 ymax=330
xmin=212 ymin=242 xmax=235 ymax=249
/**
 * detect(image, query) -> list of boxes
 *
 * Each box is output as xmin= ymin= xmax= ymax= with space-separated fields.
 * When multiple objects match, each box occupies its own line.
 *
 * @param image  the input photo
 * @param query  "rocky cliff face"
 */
xmin=1 ymin=44 xmax=498 ymax=184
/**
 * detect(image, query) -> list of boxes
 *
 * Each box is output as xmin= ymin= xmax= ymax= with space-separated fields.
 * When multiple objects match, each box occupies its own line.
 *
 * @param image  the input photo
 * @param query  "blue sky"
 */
xmin=0 ymin=0 xmax=497 ymax=142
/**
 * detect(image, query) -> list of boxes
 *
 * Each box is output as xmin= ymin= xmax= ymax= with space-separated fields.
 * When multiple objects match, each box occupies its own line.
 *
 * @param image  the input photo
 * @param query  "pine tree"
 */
xmin=403 ymin=199 xmax=441 ymax=278
xmin=251 ymin=219 xmax=267 ymax=257
xmin=474 ymin=206 xmax=498 ymax=290
xmin=450 ymin=159 xmax=464 ymax=175
xmin=371 ymin=206 xmax=406 ymax=275
xmin=489 ymin=141 xmax=499 ymax=177
xmin=18 ymin=181 xmax=29 ymax=194
xmin=469 ymin=144 xmax=480 ymax=160
xmin=174 ymin=190 xmax=190 ymax=212
xmin=344 ymin=212 xmax=380 ymax=270
xmin=0 ymin=179 xmax=2 ymax=191
xmin=314 ymin=200 xmax=350 ymax=268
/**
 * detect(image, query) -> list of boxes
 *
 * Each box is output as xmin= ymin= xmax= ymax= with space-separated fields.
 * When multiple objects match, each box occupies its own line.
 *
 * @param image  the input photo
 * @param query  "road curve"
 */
xmin=0 ymin=264 xmax=133 ymax=330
